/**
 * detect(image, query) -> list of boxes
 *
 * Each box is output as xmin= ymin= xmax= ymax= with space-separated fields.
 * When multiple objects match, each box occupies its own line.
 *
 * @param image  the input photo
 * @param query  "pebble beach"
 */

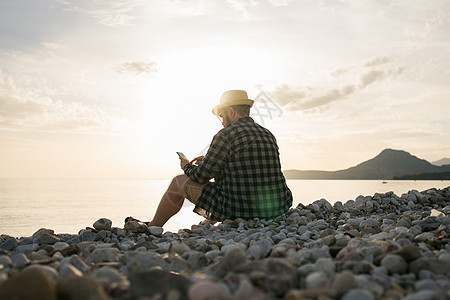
xmin=0 ymin=187 xmax=449 ymax=300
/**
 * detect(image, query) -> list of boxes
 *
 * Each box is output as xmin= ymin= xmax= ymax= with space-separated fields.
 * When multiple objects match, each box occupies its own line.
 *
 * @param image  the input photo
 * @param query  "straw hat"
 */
xmin=212 ymin=90 xmax=254 ymax=115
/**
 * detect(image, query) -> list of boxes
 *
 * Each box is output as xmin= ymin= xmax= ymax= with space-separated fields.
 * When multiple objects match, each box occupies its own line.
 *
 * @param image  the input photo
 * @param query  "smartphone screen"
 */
xmin=176 ymin=152 xmax=188 ymax=160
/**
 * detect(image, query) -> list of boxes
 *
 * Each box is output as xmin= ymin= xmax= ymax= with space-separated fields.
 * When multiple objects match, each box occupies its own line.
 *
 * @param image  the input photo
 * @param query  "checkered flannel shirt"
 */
xmin=184 ymin=117 xmax=292 ymax=221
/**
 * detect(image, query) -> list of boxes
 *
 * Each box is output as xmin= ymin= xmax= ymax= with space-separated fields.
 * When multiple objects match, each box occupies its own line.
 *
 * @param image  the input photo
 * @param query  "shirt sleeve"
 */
xmin=184 ymin=129 xmax=230 ymax=184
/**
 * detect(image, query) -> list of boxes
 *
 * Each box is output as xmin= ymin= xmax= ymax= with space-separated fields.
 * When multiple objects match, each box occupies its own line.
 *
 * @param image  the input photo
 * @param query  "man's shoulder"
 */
xmin=216 ymin=117 xmax=273 ymax=137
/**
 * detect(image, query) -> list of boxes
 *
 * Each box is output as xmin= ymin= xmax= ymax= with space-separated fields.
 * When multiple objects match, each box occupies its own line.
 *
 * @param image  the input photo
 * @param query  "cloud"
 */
xmin=226 ymin=0 xmax=258 ymax=17
xmin=55 ymin=0 xmax=140 ymax=27
xmin=270 ymin=56 xmax=404 ymax=112
xmin=115 ymin=61 xmax=158 ymax=75
xmin=360 ymin=70 xmax=385 ymax=88
xmin=364 ymin=56 xmax=394 ymax=67
xmin=331 ymin=56 xmax=394 ymax=77
xmin=267 ymin=0 xmax=293 ymax=6
xmin=270 ymin=84 xmax=306 ymax=106
xmin=226 ymin=0 xmax=293 ymax=17
xmin=0 ymin=69 xmax=128 ymax=132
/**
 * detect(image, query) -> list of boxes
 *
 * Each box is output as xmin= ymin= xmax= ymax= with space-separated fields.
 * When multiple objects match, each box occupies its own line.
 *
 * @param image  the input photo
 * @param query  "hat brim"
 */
xmin=212 ymin=99 xmax=254 ymax=115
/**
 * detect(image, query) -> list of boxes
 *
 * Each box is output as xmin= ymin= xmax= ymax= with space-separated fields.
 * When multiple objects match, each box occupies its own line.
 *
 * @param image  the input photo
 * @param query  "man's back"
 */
xmin=185 ymin=117 xmax=292 ymax=221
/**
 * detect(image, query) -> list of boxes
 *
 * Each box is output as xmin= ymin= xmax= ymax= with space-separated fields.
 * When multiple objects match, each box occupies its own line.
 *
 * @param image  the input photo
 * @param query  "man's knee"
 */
xmin=170 ymin=174 xmax=189 ymax=192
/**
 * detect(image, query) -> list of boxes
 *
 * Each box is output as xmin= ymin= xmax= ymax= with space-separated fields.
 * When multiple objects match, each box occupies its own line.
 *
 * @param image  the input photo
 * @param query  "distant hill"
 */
xmin=432 ymin=158 xmax=450 ymax=166
xmin=284 ymin=149 xmax=450 ymax=180
xmin=394 ymin=172 xmax=450 ymax=180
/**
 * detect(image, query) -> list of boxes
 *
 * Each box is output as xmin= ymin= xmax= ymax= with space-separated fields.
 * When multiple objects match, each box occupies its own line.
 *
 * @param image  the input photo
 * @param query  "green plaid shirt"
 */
xmin=184 ymin=117 xmax=292 ymax=221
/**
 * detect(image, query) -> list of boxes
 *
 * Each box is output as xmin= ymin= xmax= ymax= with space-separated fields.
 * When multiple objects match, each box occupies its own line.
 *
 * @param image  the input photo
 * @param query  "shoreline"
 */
xmin=1 ymin=186 xmax=449 ymax=299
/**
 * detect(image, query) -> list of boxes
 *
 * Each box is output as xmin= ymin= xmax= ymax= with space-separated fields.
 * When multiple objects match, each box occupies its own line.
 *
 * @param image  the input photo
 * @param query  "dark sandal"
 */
xmin=124 ymin=216 xmax=141 ymax=223
xmin=124 ymin=216 xmax=150 ymax=226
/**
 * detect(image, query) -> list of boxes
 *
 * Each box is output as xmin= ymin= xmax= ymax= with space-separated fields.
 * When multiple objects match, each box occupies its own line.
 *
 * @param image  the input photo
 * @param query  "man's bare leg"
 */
xmin=147 ymin=174 xmax=189 ymax=227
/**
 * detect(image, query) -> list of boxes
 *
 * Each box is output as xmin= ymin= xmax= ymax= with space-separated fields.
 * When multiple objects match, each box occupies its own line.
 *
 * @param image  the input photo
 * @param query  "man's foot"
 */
xmin=200 ymin=219 xmax=217 ymax=225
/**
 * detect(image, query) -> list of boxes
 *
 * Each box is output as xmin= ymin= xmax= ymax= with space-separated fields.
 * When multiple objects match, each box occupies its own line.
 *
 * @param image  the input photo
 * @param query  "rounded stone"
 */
xmin=16 ymin=243 xmax=39 ymax=253
xmin=342 ymin=289 xmax=374 ymax=300
xmin=0 ymin=267 xmax=57 ymax=300
xmin=40 ymin=233 xmax=61 ymax=245
xmin=11 ymin=253 xmax=31 ymax=267
xmin=57 ymin=276 xmax=109 ymax=300
xmin=188 ymin=280 xmax=229 ymax=300
xmin=305 ymin=271 xmax=329 ymax=289
xmin=93 ymin=218 xmax=112 ymax=231
xmin=54 ymin=242 xmax=70 ymax=251
xmin=87 ymin=248 xmax=120 ymax=264
xmin=332 ymin=271 xmax=357 ymax=295
xmin=32 ymin=228 xmax=55 ymax=239
xmin=315 ymin=257 xmax=335 ymax=276
xmin=92 ymin=266 xmax=126 ymax=282
xmin=414 ymin=279 xmax=439 ymax=291
xmin=0 ymin=237 xmax=17 ymax=251
xmin=381 ymin=254 xmax=408 ymax=274
xmin=409 ymin=257 xmax=450 ymax=275
xmin=397 ymin=217 xmax=412 ymax=228
xmin=25 ymin=265 xmax=59 ymax=282
xmin=59 ymin=263 xmax=83 ymax=279
xmin=149 ymin=226 xmax=164 ymax=236
xmin=0 ymin=255 xmax=12 ymax=267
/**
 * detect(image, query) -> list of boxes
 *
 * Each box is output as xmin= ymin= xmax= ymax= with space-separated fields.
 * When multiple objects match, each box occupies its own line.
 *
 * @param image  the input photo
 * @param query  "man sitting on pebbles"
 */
xmin=127 ymin=90 xmax=292 ymax=228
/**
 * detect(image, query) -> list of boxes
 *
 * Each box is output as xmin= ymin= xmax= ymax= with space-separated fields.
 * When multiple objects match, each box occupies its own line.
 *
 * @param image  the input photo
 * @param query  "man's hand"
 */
xmin=190 ymin=155 xmax=204 ymax=166
xmin=179 ymin=157 xmax=189 ymax=170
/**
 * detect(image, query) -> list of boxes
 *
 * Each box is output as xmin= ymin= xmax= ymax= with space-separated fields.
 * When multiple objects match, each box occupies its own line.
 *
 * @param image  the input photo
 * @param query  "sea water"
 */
xmin=0 ymin=179 xmax=448 ymax=237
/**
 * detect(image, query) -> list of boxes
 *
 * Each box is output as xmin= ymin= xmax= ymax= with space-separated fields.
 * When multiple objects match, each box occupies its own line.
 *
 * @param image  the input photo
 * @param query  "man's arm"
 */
xmin=183 ymin=130 xmax=230 ymax=184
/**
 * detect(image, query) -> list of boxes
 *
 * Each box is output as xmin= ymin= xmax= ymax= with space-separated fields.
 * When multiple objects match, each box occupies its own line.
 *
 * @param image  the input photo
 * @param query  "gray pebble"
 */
xmin=11 ymin=253 xmax=30 ymax=267
xmin=342 ymin=289 xmax=374 ymax=300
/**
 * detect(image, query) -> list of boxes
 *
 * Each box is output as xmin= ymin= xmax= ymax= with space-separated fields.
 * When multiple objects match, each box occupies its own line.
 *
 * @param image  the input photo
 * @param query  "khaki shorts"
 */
xmin=183 ymin=179 xmax=207 ymax=204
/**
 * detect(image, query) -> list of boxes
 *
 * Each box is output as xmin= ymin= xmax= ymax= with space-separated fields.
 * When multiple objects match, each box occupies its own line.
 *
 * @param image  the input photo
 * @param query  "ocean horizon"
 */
xmin=1 ymin=178 xmax=449 ymax=238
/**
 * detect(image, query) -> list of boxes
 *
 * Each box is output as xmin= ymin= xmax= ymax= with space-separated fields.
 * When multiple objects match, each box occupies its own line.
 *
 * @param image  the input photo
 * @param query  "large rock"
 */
xmin=188 ymin=280 xmax=231 ymax=300
xmin=11 ymin=253 xmax=30 ymax=268
xmin=381 ymin=254 xmax=408 ymax=274
xmin=92 ymin=266 xmax=126 ymax=282
xmin=332 ymin=271 xmax=357 ymax=296
xmin=149 ymin=226 xmax=164 ymax=236
xmin=93 ymin=218 xmax=112 ymax=231
xmin=87 ymin=247 xmax=120 ymax=264
xmin=59 ymin=264 xmax=83 ymax=279
xmin=25 ymin=265 xmax=59 ymax=282
xmin=0 ymin=237 xmax=17 ymax=251
xmin=0 ymin=267 xmax=57 ymax=300
xmin=79 ymin=230 xmax=97 ymax=242
xmin=409 ymin=257 xmax=450 ymax=275
xmin=0 ymin=255 xmax=12 ymax=267
xmin=306 ymin=271 xmax=329 ymax=289
xmin=232 ymin=258 xmax=297 ymax=298
xmin=57 ymin=276 xmax=109 ymax=300
xmin=32 ymin=228 xmax=55 ymax=239
xmin=16 ymin=243 xmax=39 ymax=253
xmin=390 ymin=245 xmax=422 ymax=262
xmin=341 ymin=289 xmax=374 ymax=300
xmin=40 ymin=233 xmax=61 ymax=245
xmin=207 ymin=247 xmax=247 ymax=278
xmin=124 ymin=251 xmax=169 ymax=273
xmin=129 ymin=269 xmax=191 ymax=300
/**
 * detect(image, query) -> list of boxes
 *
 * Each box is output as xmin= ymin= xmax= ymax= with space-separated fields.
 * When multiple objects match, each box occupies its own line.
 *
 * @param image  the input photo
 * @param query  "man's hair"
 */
xmin=231 ymin=105 xmax=251 ymax=116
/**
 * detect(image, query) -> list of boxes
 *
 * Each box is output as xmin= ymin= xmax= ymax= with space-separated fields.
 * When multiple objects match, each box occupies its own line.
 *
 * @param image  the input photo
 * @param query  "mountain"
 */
xmin=432 ymin=158 xmax=450 ymax=166
xmin=393 ymin=172 xmax=450 ymax=180
xmin=283 ymin=149 xmax=450 ymax=180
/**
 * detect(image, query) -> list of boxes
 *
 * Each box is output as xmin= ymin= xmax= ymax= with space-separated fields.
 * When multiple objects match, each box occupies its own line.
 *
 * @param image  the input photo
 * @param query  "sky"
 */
xmin=0 ymin=0 xmax=449 ymax=179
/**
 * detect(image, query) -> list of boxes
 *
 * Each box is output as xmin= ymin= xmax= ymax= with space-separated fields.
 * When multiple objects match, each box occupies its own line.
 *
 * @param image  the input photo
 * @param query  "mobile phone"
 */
xmin=176 ymin=152 xmax=188 ymax=160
